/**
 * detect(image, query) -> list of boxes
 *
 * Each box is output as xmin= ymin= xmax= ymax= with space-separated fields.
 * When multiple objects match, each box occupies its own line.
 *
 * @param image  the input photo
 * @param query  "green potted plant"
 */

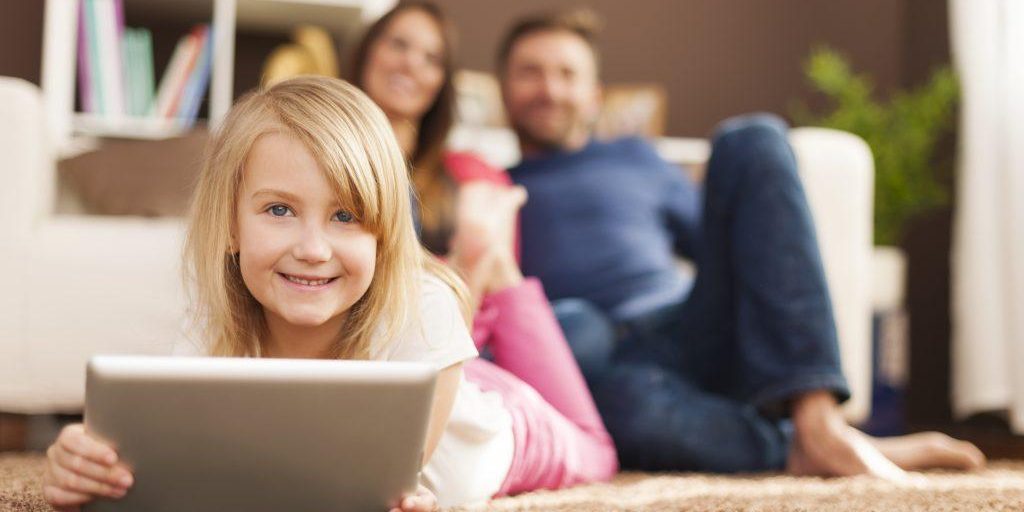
xmin=792 ymin=46 xmax=958 ymax=247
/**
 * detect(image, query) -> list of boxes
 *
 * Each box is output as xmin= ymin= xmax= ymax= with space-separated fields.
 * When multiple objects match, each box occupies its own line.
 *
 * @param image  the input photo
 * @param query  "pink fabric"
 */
xmin=444 ymin=152 xmax=513 ymax=185
xmin=444 ymin=152 xmax=619 ymax=495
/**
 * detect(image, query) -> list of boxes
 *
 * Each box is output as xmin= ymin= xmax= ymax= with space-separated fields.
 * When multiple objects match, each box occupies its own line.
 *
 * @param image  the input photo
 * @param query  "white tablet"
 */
xmin=83 ymin=355 xmax=438 ymax=512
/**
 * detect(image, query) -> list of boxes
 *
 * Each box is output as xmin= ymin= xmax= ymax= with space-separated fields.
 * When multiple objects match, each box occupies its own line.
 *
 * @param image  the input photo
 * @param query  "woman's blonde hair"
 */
xmin=184 ymin=76 xmax=468 ymax=360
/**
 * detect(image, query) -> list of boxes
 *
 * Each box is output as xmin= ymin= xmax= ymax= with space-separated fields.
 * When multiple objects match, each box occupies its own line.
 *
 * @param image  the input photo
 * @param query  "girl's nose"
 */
xmin=292 ymin=224 xmax=331 ymax=263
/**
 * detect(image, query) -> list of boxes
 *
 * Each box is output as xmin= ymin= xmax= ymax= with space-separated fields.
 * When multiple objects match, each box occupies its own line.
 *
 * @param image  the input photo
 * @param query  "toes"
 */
xmin=920 ymin=432 xmax=987 ymax=470
xmin=953 ymin=440 xmax=987 ymax=470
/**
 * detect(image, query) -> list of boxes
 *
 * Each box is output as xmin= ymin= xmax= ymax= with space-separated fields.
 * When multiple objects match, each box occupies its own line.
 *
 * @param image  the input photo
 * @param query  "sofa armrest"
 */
xmin=0 ymin=77 xmax=56 ymax=238
xmin=0 ymin=217 xmax=187 ymax=413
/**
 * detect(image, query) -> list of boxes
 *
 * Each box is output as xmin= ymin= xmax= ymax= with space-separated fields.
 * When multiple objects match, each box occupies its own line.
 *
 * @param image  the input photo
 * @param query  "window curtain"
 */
xmin=950 ymin=0 xmax=1024 ymax=432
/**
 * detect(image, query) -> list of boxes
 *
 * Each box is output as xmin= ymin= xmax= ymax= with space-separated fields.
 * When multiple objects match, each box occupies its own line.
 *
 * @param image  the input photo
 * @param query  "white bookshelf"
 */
xmin=42 ymin=0 xmax=395 ymax=158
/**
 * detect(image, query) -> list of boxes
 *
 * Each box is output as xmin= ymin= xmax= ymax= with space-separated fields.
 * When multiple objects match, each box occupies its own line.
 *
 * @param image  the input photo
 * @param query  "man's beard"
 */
xmin=509 ymin=102 xmax=586 ymax=153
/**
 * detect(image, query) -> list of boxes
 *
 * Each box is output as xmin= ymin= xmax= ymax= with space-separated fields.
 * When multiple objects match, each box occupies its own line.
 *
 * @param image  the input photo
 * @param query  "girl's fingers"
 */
xmin=48 ymin=462 xmax=128 ymax=499
xmin=42 ymin=483 xmax=92 ymax=508
xmin=49 ymin=444 xmax=133 ymax=489
xmin=58 ymin=424 xmax=118 ymax=466
xmin=400 ymin=489 xmax=439 ymax=512
xmin=400 ymin=496 xmax=426 ymax=512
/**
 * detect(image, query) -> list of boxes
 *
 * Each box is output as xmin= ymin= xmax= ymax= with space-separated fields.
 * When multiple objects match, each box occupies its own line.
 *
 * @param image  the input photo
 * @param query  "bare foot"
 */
xmin=450 ymin=182 xmax=526 ymax=254
xmin=787 ymin=392 xmax=906 ymax=480
xmin=787 ymin=391 xmax=986 ymax=479
xmin=869 ymin=432 xmax=986 ymax=472
xmin=449 ymin=182 xmax=528 ymax=304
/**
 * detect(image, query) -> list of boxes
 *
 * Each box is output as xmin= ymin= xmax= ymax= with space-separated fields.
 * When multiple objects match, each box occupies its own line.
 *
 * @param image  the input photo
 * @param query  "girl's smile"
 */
xmin=278 ymin=272 xmax=338 ymax=289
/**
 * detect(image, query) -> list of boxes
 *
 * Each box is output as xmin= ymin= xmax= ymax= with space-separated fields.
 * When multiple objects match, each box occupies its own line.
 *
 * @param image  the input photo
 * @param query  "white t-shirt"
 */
xmin=370 ymin=274 xmax=514 ymax=507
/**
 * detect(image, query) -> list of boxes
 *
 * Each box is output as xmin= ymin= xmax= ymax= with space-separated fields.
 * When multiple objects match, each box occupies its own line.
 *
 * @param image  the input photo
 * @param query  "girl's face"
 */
xmin=235 ymin=131 xmax=377 ymax=337
xmin=362 ymin=8 xmax=446 ymax=123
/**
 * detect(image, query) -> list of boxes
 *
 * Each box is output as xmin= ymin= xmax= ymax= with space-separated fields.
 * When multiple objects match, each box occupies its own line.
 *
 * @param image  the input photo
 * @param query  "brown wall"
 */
xmin=900 ymin=0 xmax=957 ymax=427
xmin=0 ymin=0 xmax=44 ymax=85
xmin=903 ymin=0 xmax=952 ymax=87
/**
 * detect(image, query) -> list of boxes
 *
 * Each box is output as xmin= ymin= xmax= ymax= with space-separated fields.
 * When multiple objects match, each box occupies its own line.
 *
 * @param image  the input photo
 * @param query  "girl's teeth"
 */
xmin=285 ymin=275 xmax=330 ymax=286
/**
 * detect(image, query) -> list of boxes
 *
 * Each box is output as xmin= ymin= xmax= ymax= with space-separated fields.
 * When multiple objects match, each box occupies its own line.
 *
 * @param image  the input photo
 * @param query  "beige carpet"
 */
xmin=3 ymin=453 xmax=1023 ymax=511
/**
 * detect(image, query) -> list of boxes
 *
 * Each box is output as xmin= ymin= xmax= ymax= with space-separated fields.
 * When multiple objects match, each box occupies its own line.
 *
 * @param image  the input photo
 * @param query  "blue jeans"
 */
xmin=554 ymin=114 xmax=849 ymax=473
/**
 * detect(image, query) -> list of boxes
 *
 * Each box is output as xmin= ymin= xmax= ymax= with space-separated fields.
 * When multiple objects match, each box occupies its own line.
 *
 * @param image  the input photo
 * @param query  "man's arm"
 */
xmin=662 ymin=163 xmax=702 ymax=260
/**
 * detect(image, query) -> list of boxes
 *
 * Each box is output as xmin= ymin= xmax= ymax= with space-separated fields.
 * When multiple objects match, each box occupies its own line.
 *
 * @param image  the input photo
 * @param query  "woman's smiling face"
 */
xmin=361 ymin=8 xmax=446 ymax=123
xmin=234 ymin=131 xmax=377 ymax=336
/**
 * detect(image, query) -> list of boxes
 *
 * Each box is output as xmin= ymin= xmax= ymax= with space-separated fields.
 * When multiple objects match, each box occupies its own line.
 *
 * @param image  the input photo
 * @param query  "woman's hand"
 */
xmin=42 ymin=423 xmax=134 ymax=511
xmin=390 ymin=483 xmax=439 ymax=512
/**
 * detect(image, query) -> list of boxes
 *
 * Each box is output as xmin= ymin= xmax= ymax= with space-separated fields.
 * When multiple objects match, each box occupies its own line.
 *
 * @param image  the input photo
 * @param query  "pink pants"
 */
xmin=464 ymin=279 xmax=618 ymax=496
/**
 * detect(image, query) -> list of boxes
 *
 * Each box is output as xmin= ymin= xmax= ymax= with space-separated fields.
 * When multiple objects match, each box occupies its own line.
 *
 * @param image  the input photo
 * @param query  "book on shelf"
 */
xmin=152 ymin=35 xmax=194 ymax=121
xmin=123 ymin=28 xmax=155 ymax=117
xmin=75 ymin=0 xmax=212 ymax=130
xmin=76 ymin=0 xmax=94 ymax=113
xmin=177 ymin=27 xmax=214 ymax=127
xmin=96 ymin=0 xmax=125 ymax=116
xmin=78 ymin=0 xmax=103 ymax=114
xmin=158 ymin=25 xmax=210 ymax=124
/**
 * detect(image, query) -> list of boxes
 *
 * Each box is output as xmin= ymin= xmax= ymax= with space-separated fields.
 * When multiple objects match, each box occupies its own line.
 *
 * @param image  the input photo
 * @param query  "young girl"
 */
xmin=42 ymin=76 xmax=614 ymax=511
xmin=42 ymin=76 xmax=453 ymax=512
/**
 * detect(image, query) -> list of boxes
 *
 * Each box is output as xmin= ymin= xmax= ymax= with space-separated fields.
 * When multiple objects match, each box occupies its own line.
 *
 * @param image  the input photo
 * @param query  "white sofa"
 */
xmin=0 ymin=76 xmax=875 ymax=423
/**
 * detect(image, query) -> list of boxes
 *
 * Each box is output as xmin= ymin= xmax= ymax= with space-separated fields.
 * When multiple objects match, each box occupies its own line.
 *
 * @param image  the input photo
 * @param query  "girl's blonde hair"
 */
xmin=184 ymin=76 xmax=468 ymax=360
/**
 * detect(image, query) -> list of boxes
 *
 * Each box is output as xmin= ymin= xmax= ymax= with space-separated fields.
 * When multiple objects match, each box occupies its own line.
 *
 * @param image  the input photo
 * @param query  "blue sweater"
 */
xmin=509 ymin=137 xmax=702 ymax=320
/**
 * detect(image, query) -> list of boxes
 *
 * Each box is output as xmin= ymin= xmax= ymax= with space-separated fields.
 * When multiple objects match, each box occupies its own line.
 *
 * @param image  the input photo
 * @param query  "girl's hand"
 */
xmin=42 ymin=423 xmax=134 ymax=511
xmin=390 ymin=483 xmax=439 ymax=512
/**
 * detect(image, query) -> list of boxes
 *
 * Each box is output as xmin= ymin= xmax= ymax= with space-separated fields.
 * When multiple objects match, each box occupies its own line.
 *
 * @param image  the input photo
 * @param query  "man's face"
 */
xmin=501 ymin=30 xmax=601 ymax=154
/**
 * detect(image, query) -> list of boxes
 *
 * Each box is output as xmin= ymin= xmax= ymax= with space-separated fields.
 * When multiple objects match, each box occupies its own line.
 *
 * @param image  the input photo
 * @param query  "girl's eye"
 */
xmin=267 ymin=204 xmax=292 ymax=217
xmin=333 ymin=210 xmax=355 ymax=223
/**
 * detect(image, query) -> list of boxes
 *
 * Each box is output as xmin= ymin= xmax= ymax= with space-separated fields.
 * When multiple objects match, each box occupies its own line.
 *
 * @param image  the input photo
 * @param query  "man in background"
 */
xmin=497 ymin=9 xmax=985 ymax=476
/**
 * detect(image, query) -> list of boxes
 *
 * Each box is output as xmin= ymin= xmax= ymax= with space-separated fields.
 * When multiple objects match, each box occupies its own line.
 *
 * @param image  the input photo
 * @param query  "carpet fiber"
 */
xmin=3 ymin=453 xmax=1023 ymax=511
